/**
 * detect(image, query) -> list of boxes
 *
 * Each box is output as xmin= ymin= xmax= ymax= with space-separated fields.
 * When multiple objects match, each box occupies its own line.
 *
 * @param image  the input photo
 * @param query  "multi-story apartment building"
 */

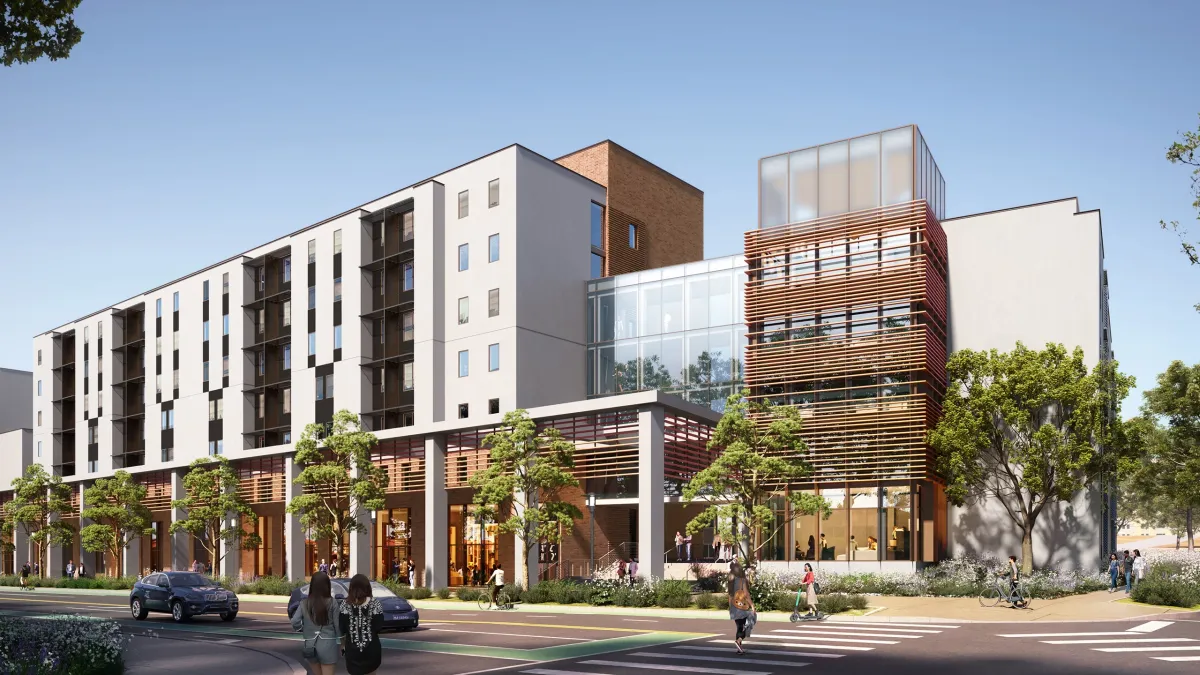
xmin=9 ymin=125 xmax=1114 ymax=584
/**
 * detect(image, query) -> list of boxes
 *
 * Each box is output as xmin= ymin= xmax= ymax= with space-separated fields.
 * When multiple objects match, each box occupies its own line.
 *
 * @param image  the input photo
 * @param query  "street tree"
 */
xmin=286 ymin=409 xmax=387 ymax=573
xmin=469 ymin=409 xmax=582 ymax=589
xmin=1 ymin=464 xmax=74 ymax=575
xmin=928 ymin=342 xmax=1133 ymax=574
xmin=169 ymin=456 xmax=263 ymax=577
xmin=682 ymin=390 xmax=830 ymax=565
xmin=1160 ymin=113 xmax=1200 ymax=311
xmin=1140 ymin=360 xmax=1200 ymax=551
xmin=1 ymin=0 xmax=84 ymax=66
xmin=80 ymin=470 xmax=152 ymax=577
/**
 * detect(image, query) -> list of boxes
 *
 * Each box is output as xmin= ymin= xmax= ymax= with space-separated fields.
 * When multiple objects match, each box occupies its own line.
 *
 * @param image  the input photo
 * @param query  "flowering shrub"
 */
xmin=0 ymin=616 xmax=127 ymax=674
xmin=0 ymin=575 xmax=138 ymax=590
xmin=1131 ymin=551 xmax=1200 ymax=608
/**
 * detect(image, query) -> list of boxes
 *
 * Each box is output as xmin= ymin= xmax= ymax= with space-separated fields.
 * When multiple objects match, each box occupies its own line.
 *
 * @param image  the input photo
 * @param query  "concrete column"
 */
xmin=219 ymin=515 xmax=241 ymax=581
xmin=348 ymin=463 xmax=372 ymax=578
xmin=123 ymin=536 xmax=141 ymax=578
xmin=170 ymin=469 xmax=190 ymax=571
xmin=284 ymin=455 xmax=306 ymax=581
xmin=47 ymin=509 xmax=64 ymax=577
xmin=424 ymin=434 xmax=447 ymax=589
xmin=76 ymin=481 xmax=97 ymax=575
xmin=637 ymin=405 xmax=665 ymax=581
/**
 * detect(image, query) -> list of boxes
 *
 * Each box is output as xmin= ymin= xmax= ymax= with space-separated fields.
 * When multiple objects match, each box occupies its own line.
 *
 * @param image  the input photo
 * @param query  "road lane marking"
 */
xmin=772 ymin=628 xmax=922 ymax=639
xmin=527 ymin=615 xmax=557 ymax=618
xmin=1094 ymin=646 xmax=1200 ymax=653
xmin=429 ymin=628 xmax=590 ymax=641
xmin=999 ymin=631 xmax=1134 ymax=638
xmin=452 ymin=613 xmax=479 ymax=616
xmin=707 ymin=639 xmax=872 ymax=651
xmin=431 ymin=620 xmax=677 ymax=634
xmin=755 ymin=633 xmax=898 ymax=645
xmin=630 ymin=651 xmax=810 ymax=667
xmin=675 ymin=645 xmax=844 ymax=659
xmin=828 ymin=620 xmax=959 ymax=629
xmin=1155 ymin=656 xmax=1200 ymax=661
xmin=1128 ymin=620 xmax=1174 ymax=633
xmin=524 ymin=670 xmax=610 ymax=675
xmin=581 ymin=659 xmax=769 ymax=675
xmin=622 ymin=619 xmax=658 ymax=623
xmin=796 ymin=625 xmax=942 ymax=634
xmin=1043 ymin=638 xmax=1196 ymax=645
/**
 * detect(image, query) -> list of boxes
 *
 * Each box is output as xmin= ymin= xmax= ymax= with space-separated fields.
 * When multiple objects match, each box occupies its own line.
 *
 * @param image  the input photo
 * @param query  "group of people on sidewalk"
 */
xmin=290 ymin=571 xmax=384 ymax=675
xmin=1108 ymin=549 xmax=1146 ymax=593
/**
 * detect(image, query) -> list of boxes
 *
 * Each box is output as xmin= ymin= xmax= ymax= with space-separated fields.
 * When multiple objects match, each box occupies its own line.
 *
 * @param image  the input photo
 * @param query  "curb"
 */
xmin=0 ymin=586 xmax=293 ymax=603
xmin=128 ymin=633 xmax=306 ymax=675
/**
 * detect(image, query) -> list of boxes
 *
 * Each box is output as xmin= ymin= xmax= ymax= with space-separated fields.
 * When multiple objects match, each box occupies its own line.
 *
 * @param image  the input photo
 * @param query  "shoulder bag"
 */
xmin=300 ymin=602 xmax=318 ymax=661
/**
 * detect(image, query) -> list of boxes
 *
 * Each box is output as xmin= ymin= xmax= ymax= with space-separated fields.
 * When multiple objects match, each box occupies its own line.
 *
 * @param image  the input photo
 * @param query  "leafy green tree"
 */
xmin=1161 ymin=114 xmax=1200 ymax=311
xmin=1 ymin=464 xmax=74 ymax=575
xmin=80 ymin=470 xmax=152 ymax=577
xmin=286 ymin=410 xmax=387 ymax=572
xmin=469 ymin=409 xmax=582 ymax=588
xmin=1 ymin=0 xmax=84 ymax=66
xmin=682 ymin=389 xmax=830 ymax=564
xmin=1140 ymin=360 xmax=1200 ymax=551
xmin=928 ymin=342 xmax=1133 ymax=574
xmin=169 ymin=457 xmax=263 ymax=577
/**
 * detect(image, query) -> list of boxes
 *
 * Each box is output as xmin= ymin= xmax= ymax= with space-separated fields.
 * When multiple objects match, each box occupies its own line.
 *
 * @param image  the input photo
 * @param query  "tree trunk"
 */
xmin=1188 ymin=505 xmax=1195 ymax=554
xmin=1021 ymin=525 xmax=1034 ymax=576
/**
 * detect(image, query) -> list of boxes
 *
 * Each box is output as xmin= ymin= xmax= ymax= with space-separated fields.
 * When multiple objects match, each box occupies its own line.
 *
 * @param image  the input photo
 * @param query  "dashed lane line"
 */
xmin=580 ymin=659 xmax=771 ymax=675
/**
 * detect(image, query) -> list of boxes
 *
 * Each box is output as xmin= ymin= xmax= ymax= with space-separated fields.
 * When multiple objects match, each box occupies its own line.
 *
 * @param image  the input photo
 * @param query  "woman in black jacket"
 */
xmin=339 ymin=574 xmax=383 ymax=675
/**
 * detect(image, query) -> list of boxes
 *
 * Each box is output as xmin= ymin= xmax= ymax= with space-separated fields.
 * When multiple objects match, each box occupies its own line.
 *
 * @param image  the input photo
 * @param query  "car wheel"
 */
xmin=221 ymin=611 xmax=237 ymax=622
xmin=171 ymin=601 xmax=189 ymax=623
xmin=131 ymin=598 xmax=148 ymax=620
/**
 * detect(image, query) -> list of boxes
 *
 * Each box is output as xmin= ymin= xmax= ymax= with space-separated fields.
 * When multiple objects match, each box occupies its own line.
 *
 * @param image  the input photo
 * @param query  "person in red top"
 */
xmin=801 ymin=563 xmax=819 ymax=617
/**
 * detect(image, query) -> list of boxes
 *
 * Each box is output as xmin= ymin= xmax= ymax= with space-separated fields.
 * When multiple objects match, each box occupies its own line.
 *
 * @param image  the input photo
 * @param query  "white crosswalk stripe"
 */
xmin=1155 ymin=656 xmax=1200 ymax=662
xmin=627 ymin=652 xmax=810 ymax=668
xmin=758 ymin=633 xmax=899 ymax=645
xmin=996 ymin=620 xmax=1200 ymax=666
xmin=826 ymin=620 xmax=961 ymax=629
xmin=580 ymin=659 xmax=770 ymax=674
xmin=674 ymin=645 xmax=845 ymax=659
xmin=1042 ymin=638 xmax=1195 ymax=645
xmin=708 ymin=638 xmax=873 ymax=651
xmin=773 ymin=628 xmax=924 ymax=639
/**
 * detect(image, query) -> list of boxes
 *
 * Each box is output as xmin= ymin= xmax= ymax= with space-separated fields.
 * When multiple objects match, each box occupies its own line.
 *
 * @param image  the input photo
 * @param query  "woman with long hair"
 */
xmin=727 ymin=560 xmax=755 ymax=654
xmin=289 ymin=571 xmax=342 ymax=675
xmin=340 ymin=574 xmax=383 ymax=675
xmin=802 ymin=563 xmax=819 ymax=617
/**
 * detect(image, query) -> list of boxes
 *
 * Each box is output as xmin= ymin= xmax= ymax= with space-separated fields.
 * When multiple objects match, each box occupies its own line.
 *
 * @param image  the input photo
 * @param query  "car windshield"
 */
xmin=169 ymin=573 xmax=212 ymax=587
xmin=371 ymin=582 xmax=396 ymax=598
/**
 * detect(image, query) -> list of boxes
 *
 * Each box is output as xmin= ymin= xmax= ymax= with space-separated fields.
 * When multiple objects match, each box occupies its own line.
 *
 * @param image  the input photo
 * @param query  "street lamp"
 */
xmin=587 ymin=493 xmax=597 ymax=577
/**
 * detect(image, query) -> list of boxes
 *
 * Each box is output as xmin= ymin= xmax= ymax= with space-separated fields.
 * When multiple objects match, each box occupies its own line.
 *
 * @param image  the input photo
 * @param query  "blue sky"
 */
xmin=1 ymin=1 xmax=1197 ymax=414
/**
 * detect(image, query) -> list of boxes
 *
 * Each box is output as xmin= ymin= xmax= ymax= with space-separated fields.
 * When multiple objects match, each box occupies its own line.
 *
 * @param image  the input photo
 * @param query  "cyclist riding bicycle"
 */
xmin=487 ymin=563 xmax=505 ymax=609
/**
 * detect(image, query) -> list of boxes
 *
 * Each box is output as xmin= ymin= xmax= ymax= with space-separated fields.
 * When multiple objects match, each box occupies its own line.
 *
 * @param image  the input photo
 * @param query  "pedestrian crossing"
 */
xmin=998 ymin=620 xmax=1200 ymax=664
xmin=518 ymin=620 xmax=959 ymax=674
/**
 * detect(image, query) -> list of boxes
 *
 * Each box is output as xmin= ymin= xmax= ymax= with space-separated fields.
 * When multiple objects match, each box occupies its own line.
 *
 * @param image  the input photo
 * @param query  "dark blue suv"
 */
xmin=130 ymin=571 xmax=239 ymax=623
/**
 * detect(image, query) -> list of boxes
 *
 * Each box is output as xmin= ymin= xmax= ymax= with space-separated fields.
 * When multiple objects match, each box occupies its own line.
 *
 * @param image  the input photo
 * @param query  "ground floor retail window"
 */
xmin=449 ymin=504 xmax=498 ymax=586
xmin=792 ymin=483 xmax=913 ymax=562
xmin=374 ymin=508 xmax=411 ymax=581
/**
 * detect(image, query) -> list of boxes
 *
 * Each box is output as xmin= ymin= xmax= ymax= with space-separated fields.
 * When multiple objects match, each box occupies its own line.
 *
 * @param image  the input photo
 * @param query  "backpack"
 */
xmin=732 ymin=578 xmax=753 ymax=611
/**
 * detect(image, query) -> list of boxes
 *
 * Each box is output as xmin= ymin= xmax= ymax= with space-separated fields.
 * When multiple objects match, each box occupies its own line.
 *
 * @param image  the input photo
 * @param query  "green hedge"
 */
xmin=0 ymin=575 xmax=138 ymax=590
xmin=1131 ymin=563 xmax=1200 ymax=608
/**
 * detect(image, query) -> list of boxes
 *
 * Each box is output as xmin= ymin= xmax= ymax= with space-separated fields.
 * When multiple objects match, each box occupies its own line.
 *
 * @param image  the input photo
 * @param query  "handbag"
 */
xmin=299 ymin=603 xmax=319 ymax=660
xmin=813 ymin=581 xmax=821 ymax=595
xmin=732 ymin=579 xmax=752 ymax=611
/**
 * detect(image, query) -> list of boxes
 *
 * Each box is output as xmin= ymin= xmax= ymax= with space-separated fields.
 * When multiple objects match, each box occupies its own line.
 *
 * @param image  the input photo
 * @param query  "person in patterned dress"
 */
xmin=339 ymin=574 xmax=383 ymax=674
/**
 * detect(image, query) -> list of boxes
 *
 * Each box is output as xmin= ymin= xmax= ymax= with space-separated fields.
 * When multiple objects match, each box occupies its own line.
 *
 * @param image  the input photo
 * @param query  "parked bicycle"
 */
xmin=979 ymin=574 xmax=1031 ymax=609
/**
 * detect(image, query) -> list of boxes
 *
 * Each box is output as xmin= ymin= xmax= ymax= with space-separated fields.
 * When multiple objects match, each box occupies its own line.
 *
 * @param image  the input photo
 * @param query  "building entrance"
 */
xmin=449 ymin=504 xmax=498 ymax=586
xmin=373 ymin=508 xmax=411 ymax=581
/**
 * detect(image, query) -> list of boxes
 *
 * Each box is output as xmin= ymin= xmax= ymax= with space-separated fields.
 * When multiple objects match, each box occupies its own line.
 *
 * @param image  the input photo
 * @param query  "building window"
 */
xmin=257 ymin=308 xmax=265 ymax=335
xmin=223 ymin=314 xmax=230 ymax=335
xmin=156 ymin=375 xmax=161 ymax=395
xmin=333 ymin=229 xmax=342 ymax=255
xmin=203 ymin=361 xmax=209 ymax=383
xmin=257 ymin=393 xmax=265 ymax=418
xmin=98 ymin=391 xmax=102 ymax=410
xmin=403 ymin=263 xmax=414 ymax=291
xmin=308 ymin=285 xmax=316 ymax=309
xmin=203 ymin=280 xmax=210 ymax=301
xmin=37 ymin=350 xmax=41 ymax=365
xmin=98 ymin=322 xmax=102 ymax=338
xmin=259 ymin=267 xmax=266 ymax=291
xmin=156 ymin=337 xmax=162 ymax=356
xmin=173 ymin=331 xmax=179 ymax=350
xmin=84 ymin=325 xmax=88 ymax=343
xmin=489 ymin=398 xmax=499 ymax=415
xmin=591 ymin=252 xmax=604 ymax=279
xmin=283 ymin=387 xmax=291 ymax=414
xmin=283 ymin=256 xmax=291 ymax=283
xmin=315 ymin=374 xmax=334 ymax=400
xmin=37 ymin=380 xmax=41 ymax=396
xmin=283 ymin=344 xmax=291 ymax=370
xmin=488 ymin=234 xmax=499 ymax=262
xmin=222 ymin=272 xmax=229 ymax=294
xmin=161 ymin=409 xmax=174 ymax=430
xmin=308 ymin=239 xmax=316 ymax=264
xmin=402 ymin=312 xmax=414 ymax=341
xmin=458 ymin=190 xmax=469 ymax=219
xmin=173 ymin=369 xmax=179 ymax=390
xmin=209 ymin=399 xmax=223 ymax=420
xmin=458 ymin=297 xmax=469 ymax=325
xmin=308 ymin=332 xmax=316 ymax=356
xmin=628 ymin=224 xmax=638 ymax=249
xmin=203 ymin=320 xmax=209 ymax=342
xmin=173 ymin=292 xmax=179 ymax=312
xmin=334 ymin=325 xmax=342 ymax=350
xmin=488 ymin=343 xmax=500 ymax=372
xmin=402 ymin=362 xmax=413 ymax=391
xmin=333 ymin=277 xmax=342 ymax=302
xmin=489 ymin=178 xmax=500 ymax=208
xmin=37 ymin=440 xmax=42 ymax=457
xmin=222 ymin=355 xmax=229 ymax=378
xmin=402 ymin=211 xmax=414 ymax=242
xmin=591 ymin=202 xmax=604 ymax=248
xmin=37 ymin=411 xmax=41 ymax=426
xmin=458 ymin=244 xmax=469 ymax=272
xmin=458 ymin=350 xmax=469 ymax=378
xmin=489 ymin=288 xmax=499 ymax=317
xmin=208 ymin=440 xmax=222 ymax=456
xmin=458 ymin=403 xmax=469 ymax=419
xmin=163 ymin=447 xmax=174 ymax=462
xmin=156 ymin=298 xmax=162 ymax=317
xmin=257 ymin=349 xmax=265 ymax=376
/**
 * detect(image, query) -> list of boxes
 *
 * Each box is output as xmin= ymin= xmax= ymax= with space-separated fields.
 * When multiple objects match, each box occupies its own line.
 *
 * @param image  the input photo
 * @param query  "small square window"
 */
xmin=488 ymin=343 xmax=499 ymax=372
xmin=458 ymin=403 xmax=469 ymax=419
xmin=458 ymin=350 xmax=469 ymax=378
xmin=591 ymin=253 xmax=605 ymax=279
xmin=488 ymin=234 xmax=499 ymax=263
xmin=458 ymin=190 xmax=469 ymax=219
xmin=458 ymin=244 xmax=469 ymax=272
xmin=488 ymin=398 xmax=500 ymax=415
xmin=628 ymin=223 xmax=638 ymax=249
xmin=458 ymin=297 xmax=469 ymax=325
xmin=488 ymin=179 xmax=500 ymax=208
xmin=488 ymin=288 xmax=500 ymax=317
xmin=333 ymin=229 xmax=342 ymax=255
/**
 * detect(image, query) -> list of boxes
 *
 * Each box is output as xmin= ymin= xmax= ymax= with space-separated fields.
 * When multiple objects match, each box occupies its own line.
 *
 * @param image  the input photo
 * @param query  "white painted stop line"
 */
xmin=1127 ymin=620 xmax=1174 ymax=633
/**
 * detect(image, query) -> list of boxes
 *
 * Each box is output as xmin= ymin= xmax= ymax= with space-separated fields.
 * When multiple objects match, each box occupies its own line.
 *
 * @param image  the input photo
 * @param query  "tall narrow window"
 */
xmin=156 ymin=337 xmax=162 ymax=356
xmin=173 ymin=331 xmax=179 ymax=350
xmin=488 ymin=234 xmax=499 ymax=262
xmin=283 ymin=345 xmax=291 ymax=370
xmin=37 ymin=380 xmax=41 ymax=396
xmin=488 ymin=343 xmax=500 ymax=372
xmin=488 ymin=179 xmax=500 ymax=207
xmin=173 ymin=292 xmax=179 ymax=312
xmin=458 ymin=297 xmax=469 ymax=325
xmin=203 ymin=320 xmax=209 ymax=342
xmin=37 ymin=350 xmax=41 ymax=365
xmin=316 ymin=375 xmax=326 ymax=401
xmin=283 ymin=388 xmax=291 ymax=414
xmin=308 ymin=239 xmax=316 ymax=263
xmin=402 ymin=312 xmax=414 ymax=341
xmin=403 ymin=263 xmax=414 ymax=291
xmin=333 ymin=277 xmax=342 ymax=302
xmin=203 ymin=280 xmax=209 ymax=301
xmin=222 ymin=355 xmax=229 ymax=377
xmin=458 ymin=350 xmax=469 ymax=378
xmin=402 ymin=362 xmax=413 ymax=391
xmin=283 ymin=256 xmax=291 ymax=283
xmin=222 ymin=314 xmax=229 ymax=335
xmin=156 ymin=298 xmax=162 ymax=317
xmin=402 ymin=211 xmax=414 ymax=242
xmin=257 ymin=349 xmax=265 ymax=376
xmin=458 ymin=244 xmax=469 ymax=272
xmin=333 ymin=229 xmax=342 ymax=255
xmin=628 ymin=224 xmax=638 ymax=249
xmin=308 ymin=332 xmax=316 ymax=356
xmin=591 ymin=253 xmax=604 ymax=279
xmin=591 ymin=202 xmax=604 ymax=248
xmin=283 ymin=301 xmax=291 ymax=327
xmin=458 ymin=190 xmax=469 ymax=218
xmin=222 ymin=272 xmax=229 ymax=294
xmin=202 ymin=361 xmax=209 ymax=383
xmin=308 ymin=285 xmax=316 ymax=309
xmin=334 ymin=325 xmax=342 ymax=350
xmin=489 ymin=288 xmax=499 ymax=317
xmin=37 ymin=411 xmax=41 ymax=426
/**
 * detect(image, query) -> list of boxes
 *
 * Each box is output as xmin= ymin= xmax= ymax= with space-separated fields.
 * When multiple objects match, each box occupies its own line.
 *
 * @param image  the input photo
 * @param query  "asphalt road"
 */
xmin=1 ymin=591 xmax=1198 ymax=675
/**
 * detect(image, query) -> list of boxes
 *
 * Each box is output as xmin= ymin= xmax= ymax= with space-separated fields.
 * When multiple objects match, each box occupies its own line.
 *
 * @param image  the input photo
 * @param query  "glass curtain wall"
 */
xmin=587 ymin=255 xmax=747 ymax=411
xmin=791 ymin=483 xmax=914 ymax=562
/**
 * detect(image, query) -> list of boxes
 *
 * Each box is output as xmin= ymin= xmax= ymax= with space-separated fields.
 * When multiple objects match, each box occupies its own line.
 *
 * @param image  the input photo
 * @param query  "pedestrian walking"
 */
xmin=19 ymin=562 xmax=30 ymax=589
xmin=65 ymin=560 xmax=74 ymax=579
xmin=617 ymin=558 xmax=627 ymax=583
xmin=339 ymin=574 xmax=383 ymax=675
xmin=76 ymin=561 xmax=85 ymax=579
xmin=713 ymin=534 xmax=723 ymax=562
xmin=1107 ymin=553 xmax=1119 ymax=592
xmin=319 ymin=559 xmax=329 ymax=574
xmin=1132 ymin=549 xmax=1146 ymax=590
xmin=727 ymin=560 xmax=755 ymax=654
xmin=407 ymin=557 xmax=416 ymax=588
xmin=675 ymin=531 xmax=685 ymax=562
xmin=685 ymin=535 xmax=692 ymax=562
xmin=801 ymin=563 xmax=819 ymax=617
xmin=629 ymin=558 xmax=639 ymax=585
xmin=290 ymin=571 xmax=341 ymax=675
xmin=33 ymin=562 xmax=39 ymax=576
xmin=1122 ymin=550 xmax=1133 ymax=593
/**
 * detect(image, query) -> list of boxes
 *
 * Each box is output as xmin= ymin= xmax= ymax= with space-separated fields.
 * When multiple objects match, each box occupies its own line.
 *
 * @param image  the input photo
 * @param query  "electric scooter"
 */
xmin=789 ymin=585 xmax=827 ymax=622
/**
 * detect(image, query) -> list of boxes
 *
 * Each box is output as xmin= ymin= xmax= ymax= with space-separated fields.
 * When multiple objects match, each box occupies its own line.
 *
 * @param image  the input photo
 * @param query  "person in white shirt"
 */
xmin=487 ymin=564 xmax=505 ymax=608
xmin=1131 ymin=549 xmax=1147 ymax=590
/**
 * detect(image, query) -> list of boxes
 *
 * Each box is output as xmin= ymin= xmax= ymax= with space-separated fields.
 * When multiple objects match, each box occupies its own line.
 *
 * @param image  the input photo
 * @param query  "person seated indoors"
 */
xmin=867 ymin=536 xmax=878 ymax=550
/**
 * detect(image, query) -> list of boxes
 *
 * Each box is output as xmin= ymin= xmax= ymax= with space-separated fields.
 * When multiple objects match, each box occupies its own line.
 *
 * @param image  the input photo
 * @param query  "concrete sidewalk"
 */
xmin=125 ymin=634 xmax=306 ymax=675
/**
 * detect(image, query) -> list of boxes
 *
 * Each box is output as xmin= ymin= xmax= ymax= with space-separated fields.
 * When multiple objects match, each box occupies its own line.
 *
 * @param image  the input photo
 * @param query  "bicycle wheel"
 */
xmin=1012 ymin=589 xmax=1031 ymax=609
xmin=477 ymin=594 xmax=492 ymax=611
xmin=979 ymin=585 xmax=1001 ymax=607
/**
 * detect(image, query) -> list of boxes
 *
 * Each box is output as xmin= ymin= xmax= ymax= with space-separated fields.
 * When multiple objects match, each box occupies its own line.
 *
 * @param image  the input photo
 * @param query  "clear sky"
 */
xmin=1 ymin=1 xmax=1197 ymax=415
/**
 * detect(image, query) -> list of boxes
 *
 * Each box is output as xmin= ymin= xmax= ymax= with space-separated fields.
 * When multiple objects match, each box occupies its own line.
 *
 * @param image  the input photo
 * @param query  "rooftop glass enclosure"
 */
xmin=759 ymin=125 xmax=945 ymax=228
xmin=586 ymin=255 xmax=747 ymax=411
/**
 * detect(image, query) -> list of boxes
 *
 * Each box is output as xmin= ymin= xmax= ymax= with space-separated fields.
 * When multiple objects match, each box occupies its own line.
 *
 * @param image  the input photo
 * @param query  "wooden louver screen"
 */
xmin=137 ymin=471 xmax=174 ymax=511
xmin=236 ymin=456 xmax=286 ymax=504
xmin=371 ymin=438 xmax=425 ymax=494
